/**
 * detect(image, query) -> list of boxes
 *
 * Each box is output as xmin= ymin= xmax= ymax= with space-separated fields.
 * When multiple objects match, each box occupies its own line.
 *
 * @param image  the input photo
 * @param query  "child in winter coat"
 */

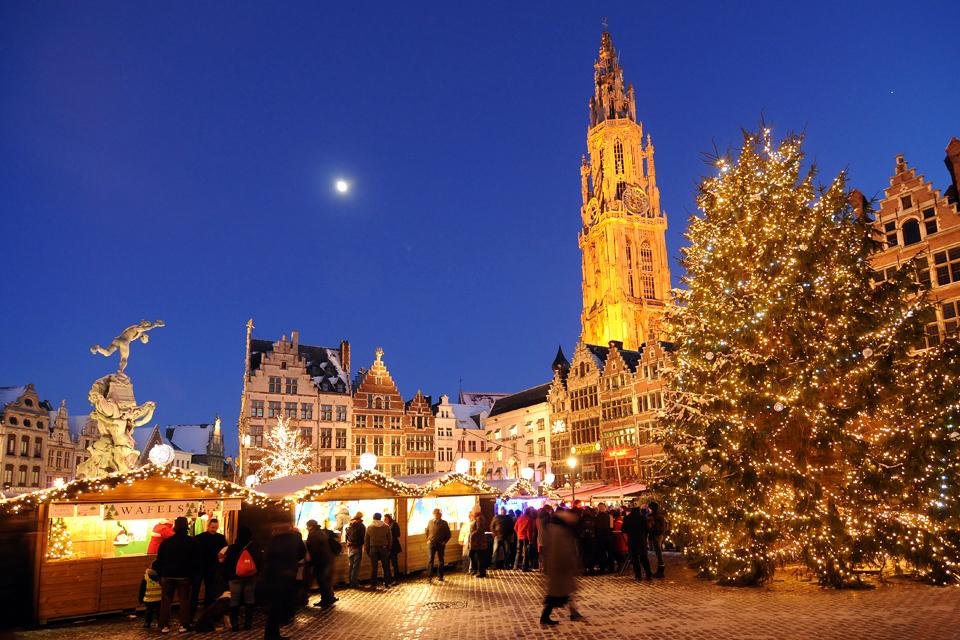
xmin=138 ymin=561 xmax=162 ymax=628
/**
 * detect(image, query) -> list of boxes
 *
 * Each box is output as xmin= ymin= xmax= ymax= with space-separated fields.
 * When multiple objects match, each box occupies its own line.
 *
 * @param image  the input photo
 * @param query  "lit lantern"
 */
xmin=544 ymin=472 xmax=556 ymax=485
xmin=148 ymin=444 xmax=175 ymax=466
xmin=454 ymin=458 xmax=471 ymax=475
xmin=521 ymin=466 xmax=535 ymax=481
xmin=359 ymin=452 xmax=378 ymax=471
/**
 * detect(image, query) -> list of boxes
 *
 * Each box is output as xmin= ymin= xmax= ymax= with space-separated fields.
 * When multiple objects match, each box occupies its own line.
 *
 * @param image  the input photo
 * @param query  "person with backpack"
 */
xmin=425 ymin=508 xmax=451 ymax=582
xmin=621 ymin=501 xmax=653 ymax=581
xmin=305 ymin=519 xmax=337 ymax=609
xmin=647 ymin=500 xmax=668 ymax=578
xmin=223 ymin=525 xmax=262 ymax=632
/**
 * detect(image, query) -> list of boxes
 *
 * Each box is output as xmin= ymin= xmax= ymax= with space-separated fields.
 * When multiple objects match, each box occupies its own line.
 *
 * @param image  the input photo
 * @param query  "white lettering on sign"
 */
xmin=101 ymin=500 xmax=215 ymax=521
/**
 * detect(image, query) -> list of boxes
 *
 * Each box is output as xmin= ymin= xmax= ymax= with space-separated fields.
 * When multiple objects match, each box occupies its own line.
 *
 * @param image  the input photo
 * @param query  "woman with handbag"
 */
xmin=223 ymin=526 xmax=262 ymax=632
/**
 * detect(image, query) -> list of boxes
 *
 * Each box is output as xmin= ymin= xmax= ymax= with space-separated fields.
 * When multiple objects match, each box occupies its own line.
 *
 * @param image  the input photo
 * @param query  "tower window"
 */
xmin=626 ymin=240 xmax=635 ymax=297
xmin=884 ymin=221 xmax=898 ymax=247
xmin=923 ymin=208 xmax=937 ymax=235
xmin=616 ymin=181 xmax=626 ymax=200
xmin=900 ymin=195 xmax=912 ymax=210
xmin=614 ymin=140 xmax=624 ymax=175
xmin=640 ymin=242 xmax=655 ymax=299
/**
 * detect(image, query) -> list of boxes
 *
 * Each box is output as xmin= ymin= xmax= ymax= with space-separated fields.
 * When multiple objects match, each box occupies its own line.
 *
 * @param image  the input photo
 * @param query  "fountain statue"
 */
xmin=76 ymin=320 xmax=164 ymax=479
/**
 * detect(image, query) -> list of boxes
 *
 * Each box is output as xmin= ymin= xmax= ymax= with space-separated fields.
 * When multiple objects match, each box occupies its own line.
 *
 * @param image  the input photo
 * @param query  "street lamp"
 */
xmin=454 ymin=457 xmax=471 ymax=475
xmin=359 ymin=452 xmax=378 ymax=471
xmin=566 ymin=456 xmax=579 ymax=504
xmin=521 ymin=466 xmax=534 ymax=481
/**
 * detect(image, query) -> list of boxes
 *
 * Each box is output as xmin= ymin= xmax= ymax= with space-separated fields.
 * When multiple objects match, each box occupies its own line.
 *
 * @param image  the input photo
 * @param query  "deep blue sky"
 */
xmin=2 ymin=1 xmax=957 ymax=453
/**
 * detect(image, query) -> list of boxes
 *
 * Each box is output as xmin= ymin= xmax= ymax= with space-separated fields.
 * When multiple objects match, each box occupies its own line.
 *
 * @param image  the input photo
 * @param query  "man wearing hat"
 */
xmin=344 ymin=512 xmax=366 ymax=588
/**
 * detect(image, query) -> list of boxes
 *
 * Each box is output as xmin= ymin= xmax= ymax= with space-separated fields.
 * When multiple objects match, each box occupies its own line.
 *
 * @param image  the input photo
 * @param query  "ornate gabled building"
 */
xmin=579 ymin=30 xmax=672 ymax=350
xmin=0 ymin=385 xmax=53 ymax=492
xmin=47 ymin=401 xmax=78 ymax=486
xmin=351 ymin=348 xmax=435 ymax=477
xmin=239 ymin=325 xmax=352 ymax=480
xmin=860 ymin=137 xmax=960 ymax=347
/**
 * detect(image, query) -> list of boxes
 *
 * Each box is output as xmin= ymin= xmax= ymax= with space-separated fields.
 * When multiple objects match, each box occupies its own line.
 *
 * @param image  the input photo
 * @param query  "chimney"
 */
xmin=340 ymin=339 xmax=351 ymax=380
xmin=849 ymin=189 xmax=868 ymax=221
xmin=291 ymin=330 xmax=299 ymax=351
xmin=945 ymin=137 xmax=960 ymax=204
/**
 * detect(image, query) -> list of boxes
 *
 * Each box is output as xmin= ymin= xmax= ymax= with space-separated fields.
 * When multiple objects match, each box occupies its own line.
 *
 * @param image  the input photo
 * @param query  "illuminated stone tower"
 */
xmin=579 ymin=31 xmax=671 ymax=350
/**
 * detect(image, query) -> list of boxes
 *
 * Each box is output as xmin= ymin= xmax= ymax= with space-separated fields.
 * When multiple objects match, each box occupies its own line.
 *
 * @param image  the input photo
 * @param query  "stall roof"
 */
xmin=589 ymin=482 xmax=649 ymax=501
xmin=0 ymin=464 xmax=267 ymax=515
xmin=267 ymin=470 xmax=421 ymax=502
xmin=556 ymin=482 xmax=609 ymax=503
xmin=418 ymin=472 xmax=500 ymax=497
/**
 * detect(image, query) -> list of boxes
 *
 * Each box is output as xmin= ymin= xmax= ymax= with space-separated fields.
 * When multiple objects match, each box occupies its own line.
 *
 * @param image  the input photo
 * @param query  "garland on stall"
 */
xmin=499 ymin=478 xmax=561 ymax=501
xmin=419 ymin=472 xmax=499 ymax=496
xmin=0 ymin=463 xmax=271 ymax=516
xmin=290 ymin=469 xmax=421 ymax=503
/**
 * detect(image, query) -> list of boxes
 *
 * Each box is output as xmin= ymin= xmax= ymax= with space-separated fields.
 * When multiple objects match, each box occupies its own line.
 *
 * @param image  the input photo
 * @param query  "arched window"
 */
xmin=902 ymin=219 xmax=921 ymax=246
xmin=640 ymin=242 xmax=656 ymax=299
xmin=625 ymin=240 xmax=635 ymax=297
xmin=374 ymin=397 xmax=383 ymax=410
xmin=614 ymin=140 xmax=624 ymax=175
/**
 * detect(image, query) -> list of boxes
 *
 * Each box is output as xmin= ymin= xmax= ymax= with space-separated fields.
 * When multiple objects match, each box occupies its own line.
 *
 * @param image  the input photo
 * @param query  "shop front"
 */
xmin=0 ymin=465 xmax=264 ymax=625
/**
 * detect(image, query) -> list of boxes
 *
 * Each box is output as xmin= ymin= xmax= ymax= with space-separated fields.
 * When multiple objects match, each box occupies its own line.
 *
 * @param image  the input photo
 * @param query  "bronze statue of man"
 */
xmin=90 ymin=319 xmax=165 ymax=374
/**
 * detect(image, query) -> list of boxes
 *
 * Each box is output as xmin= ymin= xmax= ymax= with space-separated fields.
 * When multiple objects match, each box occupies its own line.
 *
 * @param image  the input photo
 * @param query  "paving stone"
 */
xmin=12 ymin=553 xmax=960 ymax=640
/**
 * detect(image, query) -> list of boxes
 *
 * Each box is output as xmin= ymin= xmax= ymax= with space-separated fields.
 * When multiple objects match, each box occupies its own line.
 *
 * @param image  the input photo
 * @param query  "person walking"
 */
xmin=345 ymin=512 xmax=366 ymax=588
xmin=648 ymin=501 xmax=667 ymax=578
xmin=622 ymin=501 xmax=653 ymax=581
xmin=364 ymin=513 xmax=393 ymax=589
xmin=305 ymin=520 xmax=336 ymax=609
xmin=490 ymin=507 xmax=512 ymax=570
xmin=513 ymin=508 xmax=530 ymax=571
xmin=595 ymin=503 xmax=613 ymax=573
xmin=425 ymin=508 xmax=451 ymax=582
xmin=223 ymin=525 xmax=261 ymax=632
xmin=262 ymin=523 xmax=306 ymax=640
xmin=384 ymin=514 xmax=403 ymax=582
xmin=468 ymin=507 xmax=489 ymax=578
xmin=138 ymin=561 xmax=162 ymax=629
xmin=191 ymin=516 xmax=227 ymax=622
xmin=156 ymin=516 xmax=196 ymax=633
xmin=540 ymin=509 xmax=586 ymax=626
xmin=536 ymin=504 xmax=553 ymax=571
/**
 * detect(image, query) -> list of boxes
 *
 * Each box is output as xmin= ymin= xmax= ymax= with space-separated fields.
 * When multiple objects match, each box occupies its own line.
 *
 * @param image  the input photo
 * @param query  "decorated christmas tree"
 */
xmin=661 ymin=128 xmax=960 ymax=586
xmin=46 ymin=518 xmax=74 ymax=560
xmin=255 ymin=414 xmax=314 ymax=482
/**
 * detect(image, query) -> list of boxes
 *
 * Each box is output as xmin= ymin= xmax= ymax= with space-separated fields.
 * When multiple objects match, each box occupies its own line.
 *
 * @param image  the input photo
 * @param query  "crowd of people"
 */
xmin=137 ymin=498 xmax=668 ymax=636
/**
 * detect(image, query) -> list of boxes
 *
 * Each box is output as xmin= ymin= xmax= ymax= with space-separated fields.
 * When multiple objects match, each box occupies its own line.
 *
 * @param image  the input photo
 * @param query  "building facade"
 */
xmin=352 ymin=348 xmax=435 ymax=476
xmin=862 ymin=138 xmax=960 ymax=347
xmin=239 ymin=327 xmax=352 ymax=480
xmin=0 ymin=385 xmax=53 ymax=492
xmin=579 ymin=31 xmax=672 ymax=350
xmin=485 ymin=383 xmax=552 ymax=482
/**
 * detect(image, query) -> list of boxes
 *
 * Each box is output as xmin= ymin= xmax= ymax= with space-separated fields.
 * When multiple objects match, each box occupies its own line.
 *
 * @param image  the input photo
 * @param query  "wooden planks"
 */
xmin=99 ymin=555 xmax=154 ymax=612
xmin=38 ymin=559 xmax=101 ymax=620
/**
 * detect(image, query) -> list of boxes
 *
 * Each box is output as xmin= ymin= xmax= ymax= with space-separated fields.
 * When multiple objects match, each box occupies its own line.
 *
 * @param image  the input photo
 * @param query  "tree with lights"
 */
xmin=254 ymin=414 xmax=314 ymax=482
xmin=47 ymin=518 xmax=74 ymax=560
xmin=661 ymin=128 xmax=960 ymax=586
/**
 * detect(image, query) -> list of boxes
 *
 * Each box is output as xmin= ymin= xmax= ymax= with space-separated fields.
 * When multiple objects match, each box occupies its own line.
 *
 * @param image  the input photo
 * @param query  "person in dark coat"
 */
xmin=156 ymin=516 xmax=197 ymax=632
xmin=384 ymin=514 xmax=403 ymax=581
xmin=491 ymin=508 xmax=515 ymax=570
xmin=305 ymin=519 xmax=336 ymax=609
xmin=621 ymin=501 xmax=653 ymax=581
xmin=364 ymin=513 xmax=393 ymax=588
xmin=595 ymin=503 xmax=613 ymax=573
xmin=648 ymin=501 xmax=667 ymax=578
xmin=262 ymin=523 xmax=306 ymax=640
xmin=191 ymin=516 xmax=228 ymax=622
xmin=540 ymin=509 xmax=585 ymax=626
xmin=468 ymin=509 xmax=489 ymax=578
xmin=425 ymin=508 xmax=451 ymax=582
xmin=344 ymin=513 xmax=366 ymax=588
xmin=223 ymin=525 xmax=262 ymax=632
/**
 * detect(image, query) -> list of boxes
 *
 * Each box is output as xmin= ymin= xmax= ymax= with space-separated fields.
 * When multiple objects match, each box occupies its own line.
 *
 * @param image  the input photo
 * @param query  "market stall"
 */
xmin=253 ymin=465 xmax=420 ymax=583
xmin=0 ymin=464 xmax=266 ymax=625
xmin=492 ymin=478 xmax=561 ymax=513
xmin=402 ymin=472 xmax=499 ymax=574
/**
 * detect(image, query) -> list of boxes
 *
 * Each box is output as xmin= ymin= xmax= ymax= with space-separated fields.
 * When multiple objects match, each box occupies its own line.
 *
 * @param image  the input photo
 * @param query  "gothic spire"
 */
xmin=589 ymin=30 xmax=636 ymax=127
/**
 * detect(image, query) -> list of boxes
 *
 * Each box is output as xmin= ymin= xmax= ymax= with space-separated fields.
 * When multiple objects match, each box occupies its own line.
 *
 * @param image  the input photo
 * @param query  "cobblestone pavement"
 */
xmin=12 ymin=554 xmax=960 ymax=640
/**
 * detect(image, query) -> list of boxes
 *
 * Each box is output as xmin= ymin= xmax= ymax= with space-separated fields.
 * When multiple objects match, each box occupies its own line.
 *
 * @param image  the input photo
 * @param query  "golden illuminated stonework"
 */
xmin=579 ymin=31 xmax=672 ymax=350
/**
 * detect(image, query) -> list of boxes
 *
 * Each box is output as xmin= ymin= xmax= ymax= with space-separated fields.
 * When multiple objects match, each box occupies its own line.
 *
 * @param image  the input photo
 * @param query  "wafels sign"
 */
xmin=51 ymin=499 xmax=241 ymax=520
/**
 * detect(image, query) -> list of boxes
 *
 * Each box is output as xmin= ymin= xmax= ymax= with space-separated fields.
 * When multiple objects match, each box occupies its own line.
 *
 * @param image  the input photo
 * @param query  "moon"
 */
xmin=335 ymin=179 xmax=350 ymax=194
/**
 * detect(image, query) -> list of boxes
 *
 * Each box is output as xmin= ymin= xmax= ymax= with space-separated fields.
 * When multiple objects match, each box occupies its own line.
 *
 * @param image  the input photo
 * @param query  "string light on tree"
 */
xmin=660 ymin=127 xmax=960 ymax=587
xmin=254 ymin=415 xmax=314 ymax=483
xmin=46 ymin=517 xmax=73 ymax=560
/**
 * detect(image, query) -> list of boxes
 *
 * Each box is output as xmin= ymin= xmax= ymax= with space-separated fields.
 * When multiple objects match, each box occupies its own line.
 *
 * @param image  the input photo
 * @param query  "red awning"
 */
xmin=590 ymin=482 xmax=649 ymax=502
xmin=556 ymin=482 xmax=608 ymax=503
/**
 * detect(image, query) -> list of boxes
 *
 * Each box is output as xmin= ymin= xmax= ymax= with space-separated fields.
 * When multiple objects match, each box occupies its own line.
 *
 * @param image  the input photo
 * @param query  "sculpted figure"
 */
xmin=90 ymin=319 xmax=165 ymax=374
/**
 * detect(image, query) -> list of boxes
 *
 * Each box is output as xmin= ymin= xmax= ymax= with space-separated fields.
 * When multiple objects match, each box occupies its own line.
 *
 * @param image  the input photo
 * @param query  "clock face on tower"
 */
xmin=623 ymin=185 xmax=649 ymax=216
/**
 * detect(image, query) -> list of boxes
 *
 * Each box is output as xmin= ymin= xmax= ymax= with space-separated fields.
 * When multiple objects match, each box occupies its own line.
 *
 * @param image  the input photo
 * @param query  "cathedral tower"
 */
xmin=579 ymin=31 xmax=671 ymax=350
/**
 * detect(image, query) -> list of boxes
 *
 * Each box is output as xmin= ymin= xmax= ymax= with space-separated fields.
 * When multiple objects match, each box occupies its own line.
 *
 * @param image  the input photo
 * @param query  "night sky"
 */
xmin=2 ymin=1 xmax=957 ymax=452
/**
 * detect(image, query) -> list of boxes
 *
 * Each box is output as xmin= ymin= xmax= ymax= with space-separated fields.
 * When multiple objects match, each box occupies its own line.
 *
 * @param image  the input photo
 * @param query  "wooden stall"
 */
xmin=402 ymin=473 xmax=500 ymax=574
xmin=251 ymin=470 xmax=420 ymax=584
xmin=0 ymin=464 xmax=265 ymax=626
xmin=493 ymin=478 xmax=561 ymax=513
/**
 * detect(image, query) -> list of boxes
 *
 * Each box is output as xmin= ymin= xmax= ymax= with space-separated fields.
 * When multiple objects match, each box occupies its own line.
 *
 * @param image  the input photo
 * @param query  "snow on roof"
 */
xmin=450 ymin=403 xmax=485 ymax=430
xmin=0 ymin=386 xmax=27 ymax=410
xmin=132 ymin=425 xmax=167 ymax=452
xmin=256 ymin=471 xmax=344 ymax=497
xmin=69 ymin=415 xmax=94 ymax=439
xmin=458 ymin=391 xmax=509 ymax=409
xmin=165 ymin=423 xmax=214 ymax=454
